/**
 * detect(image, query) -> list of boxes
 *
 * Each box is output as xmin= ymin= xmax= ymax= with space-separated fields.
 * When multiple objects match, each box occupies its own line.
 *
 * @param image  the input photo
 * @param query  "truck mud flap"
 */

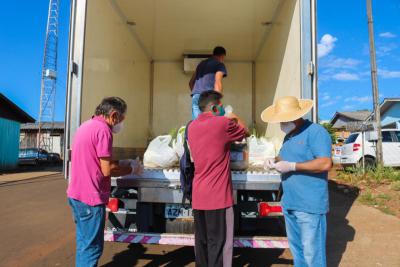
xmin=104 ymin=229 xmax=288 ymax=249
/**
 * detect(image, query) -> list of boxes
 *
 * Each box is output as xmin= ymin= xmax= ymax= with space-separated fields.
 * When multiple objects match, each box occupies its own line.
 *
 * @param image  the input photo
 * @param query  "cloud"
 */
xmin=344 ymin=96 xmax=372 ymax=103
xmin=322 ymin=94 xmax=331 ymax=101
xmin=376 ymin=43 xmax=397 ymax=57
xmin=320 ymin=100 xmax=337 ymax=108
xmin=319 ymin=56 xmax=362 ymax=69
xmin=318 ymin=34 xmax=338 ymax=58
xmin=332 ymin=72 xmax=360 ymax=81
xmin=378 ymin=69 xmax=400 ymax=78
xmin=342 ymin=105 xmax=355 ymax=111
xmin=379 ymin=32 xmax=397 ymax=38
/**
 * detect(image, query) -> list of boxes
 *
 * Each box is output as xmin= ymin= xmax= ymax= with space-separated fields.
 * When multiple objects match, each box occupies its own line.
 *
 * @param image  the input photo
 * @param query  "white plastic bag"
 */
xmin=247 ymin=135 xmax=276 ymax=167
xmin=144 ymin=135 xmax=179 ymax=168
xmin=172 ymin=126 xmax=186 ymax=158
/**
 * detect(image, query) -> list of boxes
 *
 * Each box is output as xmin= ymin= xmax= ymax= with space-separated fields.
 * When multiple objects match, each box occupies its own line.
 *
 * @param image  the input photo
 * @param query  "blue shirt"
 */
xmin=192 ymin=57 xmax=227 ymax=95
xmin=279 ymin=120 xmax=332 ymax=214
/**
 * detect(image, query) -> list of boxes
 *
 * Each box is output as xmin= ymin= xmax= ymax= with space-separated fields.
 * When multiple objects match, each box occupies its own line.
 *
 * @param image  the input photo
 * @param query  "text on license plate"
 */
xmin=165 ymin=204 xmax=193 ymax=219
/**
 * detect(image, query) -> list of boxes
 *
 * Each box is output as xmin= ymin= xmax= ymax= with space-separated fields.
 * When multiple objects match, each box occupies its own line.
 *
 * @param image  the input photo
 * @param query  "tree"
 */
xmin=321 ymin=123 xmax=337 ymax=144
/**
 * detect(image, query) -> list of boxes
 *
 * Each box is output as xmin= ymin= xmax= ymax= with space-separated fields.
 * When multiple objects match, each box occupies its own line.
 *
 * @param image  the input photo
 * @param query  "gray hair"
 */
xmin=95 ymin=97 xmax=127 ymax=117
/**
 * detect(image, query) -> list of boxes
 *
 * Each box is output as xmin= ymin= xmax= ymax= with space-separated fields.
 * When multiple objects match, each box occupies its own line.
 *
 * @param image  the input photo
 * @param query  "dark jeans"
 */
xmin=68 ymin=198 xmax=106 ymax=267
xmin=194 ymin=207 xmax=234 ymax=267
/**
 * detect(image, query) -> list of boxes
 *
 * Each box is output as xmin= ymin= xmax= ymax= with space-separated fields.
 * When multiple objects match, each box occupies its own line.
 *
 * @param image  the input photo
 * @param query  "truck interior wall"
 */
xmin=152 ymin=62 xmax=253 ymax=137
xmin=82 ymin=0 xmax=150 ymax=155
xmin=81 ymin=0 xmax=302 ymax=156
xmin=255 ymin=0 xmax=300 ymax=146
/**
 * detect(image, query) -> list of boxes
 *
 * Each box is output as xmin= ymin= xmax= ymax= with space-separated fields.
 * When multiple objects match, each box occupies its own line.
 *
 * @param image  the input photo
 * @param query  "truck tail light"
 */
xmin=258 ymin=202 xmax=282 ymax=217
xmin=107 ymin=198 xmax=119 ymax=212
xmin=353 ymin=143 xmax=361 ymax=152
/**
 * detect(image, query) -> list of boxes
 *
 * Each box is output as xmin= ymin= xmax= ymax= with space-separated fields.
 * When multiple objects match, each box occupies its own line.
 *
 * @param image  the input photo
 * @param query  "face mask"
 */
xmin=112 ymin=121 xmax=124 ymax=134
xmin=280 ymin=122 xmax=296 ymax=134
xmin=211 ymin=105 xmax=226 ymax=116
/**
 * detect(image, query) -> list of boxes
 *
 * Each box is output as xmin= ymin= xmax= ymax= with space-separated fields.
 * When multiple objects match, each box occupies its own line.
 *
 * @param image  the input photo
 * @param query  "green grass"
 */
xmin=358 ymin=191 xmax=395 ymax=216
xmin=391 ymin=181 xmax=400 ymax=191
xmin=380 ymin=206 xmax=396 ymax=216
xmin=337 ymin=166 xmax=400 ymax=186
xmin=359 ymin=191 xmax=378 ymax=206
xmin=377 ymin=193 xmax=391 ymax=201
xmin=337 ymin=167 xmax=399 ymax=217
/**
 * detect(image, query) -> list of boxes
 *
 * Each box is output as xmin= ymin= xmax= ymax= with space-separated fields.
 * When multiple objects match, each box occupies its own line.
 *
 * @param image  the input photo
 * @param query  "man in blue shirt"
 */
xmin=261 ymin=96 xmax=332 ymax=267
xmin=189 ymin=46 xmax=227 ymax=119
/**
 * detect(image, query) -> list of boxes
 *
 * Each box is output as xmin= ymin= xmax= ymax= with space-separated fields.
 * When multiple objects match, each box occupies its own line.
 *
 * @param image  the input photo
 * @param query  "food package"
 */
xmin=172 ymin=126 xmax=186 ymax=159
xmin=247 ymin=135 xmax=276 ymax=167
xmin=144 ymin=135 xmax=179 ymax=168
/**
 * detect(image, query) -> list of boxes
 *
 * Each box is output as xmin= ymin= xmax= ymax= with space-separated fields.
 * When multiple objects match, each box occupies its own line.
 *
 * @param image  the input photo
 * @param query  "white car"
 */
xmin=340 ymin=129 xmax=400 ymax=168
xmin=332 ymin=145 xmax=342 ymax=165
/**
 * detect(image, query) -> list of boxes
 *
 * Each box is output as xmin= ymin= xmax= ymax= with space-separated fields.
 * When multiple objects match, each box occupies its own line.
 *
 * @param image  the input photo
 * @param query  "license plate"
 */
xmin=231 ymin=151 xmax=244 ymax=161
xmin=165 ymin=204 xmax=193 ymax=219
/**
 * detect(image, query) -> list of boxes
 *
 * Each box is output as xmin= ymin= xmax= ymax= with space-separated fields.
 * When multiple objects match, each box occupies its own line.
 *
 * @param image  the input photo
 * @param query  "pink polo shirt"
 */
xmin=67 ymin=116 xmax=113 ymax=206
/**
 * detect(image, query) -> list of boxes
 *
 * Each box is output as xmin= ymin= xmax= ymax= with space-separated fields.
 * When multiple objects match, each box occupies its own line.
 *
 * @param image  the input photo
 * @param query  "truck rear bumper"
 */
xmin=104 ymin=229 xmax=289 ymax=249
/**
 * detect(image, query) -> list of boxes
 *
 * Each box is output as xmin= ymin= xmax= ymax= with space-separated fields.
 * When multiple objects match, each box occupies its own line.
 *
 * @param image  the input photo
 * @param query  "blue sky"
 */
xmin=0 ymin=0 xmax=399 ymax=122
xmin=317 ymin=0 xmax=400 ymax=120
xmin=0 ymin=1 xmax=70 ymax=122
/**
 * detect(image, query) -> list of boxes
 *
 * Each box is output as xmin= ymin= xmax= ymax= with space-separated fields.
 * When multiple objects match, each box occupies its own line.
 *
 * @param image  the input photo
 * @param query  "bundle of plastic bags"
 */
xmin=247 ymin=135 xmax=276 ymax=167
xmin=172 ymin=126 xmax=186 ymax=159
xmin=144 ymin=135 xmax=179 ymax=168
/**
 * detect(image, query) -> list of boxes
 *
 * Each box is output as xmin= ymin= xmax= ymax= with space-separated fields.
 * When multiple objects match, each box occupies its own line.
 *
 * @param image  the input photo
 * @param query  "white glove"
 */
xmin=264 ymin=158 xmax=276 ymax=171
xmin=274 ymin=161 xmax=296 ymax=174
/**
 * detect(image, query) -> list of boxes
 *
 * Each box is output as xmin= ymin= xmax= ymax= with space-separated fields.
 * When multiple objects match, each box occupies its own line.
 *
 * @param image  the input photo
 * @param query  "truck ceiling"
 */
xmin=108 ymin=0 xmax=284 ymax=61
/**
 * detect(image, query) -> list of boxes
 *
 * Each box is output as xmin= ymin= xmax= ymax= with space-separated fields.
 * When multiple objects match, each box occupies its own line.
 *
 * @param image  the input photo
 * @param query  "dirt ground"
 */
xmin=0 ymin=171 xmax=399 ymax=266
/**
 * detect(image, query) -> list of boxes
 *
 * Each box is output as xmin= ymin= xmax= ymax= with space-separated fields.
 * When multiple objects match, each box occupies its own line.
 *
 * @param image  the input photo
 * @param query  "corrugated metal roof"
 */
xmin=330 ymin=110 xmax=371 ymax=126
xmin=0 ymin=93 xmax=35 ymax=123
xmin=20 ymin=122 xmax=64 ymax=130
xmin=337 ymin=110 xmax=371 ymax=121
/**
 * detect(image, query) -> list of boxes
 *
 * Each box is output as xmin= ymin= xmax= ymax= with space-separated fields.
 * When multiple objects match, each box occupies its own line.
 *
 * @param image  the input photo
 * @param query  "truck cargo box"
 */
xmin=65 ymin=0 xmax=317 ymax=166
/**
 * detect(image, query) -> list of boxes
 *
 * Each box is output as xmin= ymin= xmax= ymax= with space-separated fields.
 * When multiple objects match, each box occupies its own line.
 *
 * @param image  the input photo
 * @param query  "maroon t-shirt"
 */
xmin=188 ymin=112 xmax=247 ymax=210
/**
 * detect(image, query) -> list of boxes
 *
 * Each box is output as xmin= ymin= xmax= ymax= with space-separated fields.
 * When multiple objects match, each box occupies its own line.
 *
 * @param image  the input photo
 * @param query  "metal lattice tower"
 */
xmin=37 ymin=0 xmax=59 ymax=151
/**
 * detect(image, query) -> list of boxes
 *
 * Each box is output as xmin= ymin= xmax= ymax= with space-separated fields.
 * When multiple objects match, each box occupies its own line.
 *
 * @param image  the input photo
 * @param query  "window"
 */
xmin=382 ymin=131 xmax=393 ymax=142
xmin=394 ymin=131 xmax=400 ymax=142
xmin=345 ymin=133 xmax=359 ymax=144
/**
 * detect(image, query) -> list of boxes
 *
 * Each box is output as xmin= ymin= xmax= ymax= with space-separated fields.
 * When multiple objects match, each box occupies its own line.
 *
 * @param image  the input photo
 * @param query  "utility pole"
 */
xmin=366 ymin=0 xmax=383 ymax=166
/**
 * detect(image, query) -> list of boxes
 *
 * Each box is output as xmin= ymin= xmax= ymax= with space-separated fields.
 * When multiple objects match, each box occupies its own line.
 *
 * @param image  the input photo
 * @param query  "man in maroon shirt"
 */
xmin=187 ymin=91 xmax=248 ymax=267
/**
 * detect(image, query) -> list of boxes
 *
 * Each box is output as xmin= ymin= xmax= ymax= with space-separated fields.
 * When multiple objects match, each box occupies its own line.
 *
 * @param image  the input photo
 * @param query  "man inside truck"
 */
xmin=262 ymin=96 xmax=332 ymax=267
xmin=189 ymin=46 xmax=227 ymax=119
xmin=67 ymin=97 xmax=143 ymax=267
xmin=187 ymin=90 xmax=248 ymax=267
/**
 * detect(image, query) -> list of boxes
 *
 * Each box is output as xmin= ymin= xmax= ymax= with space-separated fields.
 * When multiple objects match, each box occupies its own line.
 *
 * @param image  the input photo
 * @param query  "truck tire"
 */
xmin=359 ymin=157 xmax=376 ymax=169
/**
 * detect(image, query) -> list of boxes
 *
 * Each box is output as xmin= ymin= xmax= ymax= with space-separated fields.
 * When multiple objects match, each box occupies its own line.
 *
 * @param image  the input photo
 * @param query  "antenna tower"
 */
xmin=37 ymin=0 xmax=59 ymax=151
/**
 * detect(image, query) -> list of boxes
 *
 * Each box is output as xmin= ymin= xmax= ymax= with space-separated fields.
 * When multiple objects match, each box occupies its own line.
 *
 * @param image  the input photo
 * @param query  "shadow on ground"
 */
xmin=327 ymin=180 xmax=359 ymax=267
xmin=0 ymin=164 xmax=62 ymax=175
xmin=101 ymin=244 xmax=292 ymax=267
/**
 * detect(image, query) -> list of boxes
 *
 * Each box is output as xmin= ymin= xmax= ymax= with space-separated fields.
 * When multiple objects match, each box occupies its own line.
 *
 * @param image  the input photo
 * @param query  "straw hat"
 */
xmin=261 ymin=96 xmax=314 ymax=123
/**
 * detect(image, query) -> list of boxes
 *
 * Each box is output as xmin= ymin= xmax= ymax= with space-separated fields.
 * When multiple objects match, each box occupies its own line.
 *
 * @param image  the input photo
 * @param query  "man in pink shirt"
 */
xmin=188 ymin=91 xmax=248 ymax=267
xmin=67 ymin=97 xmax=142 ymax=267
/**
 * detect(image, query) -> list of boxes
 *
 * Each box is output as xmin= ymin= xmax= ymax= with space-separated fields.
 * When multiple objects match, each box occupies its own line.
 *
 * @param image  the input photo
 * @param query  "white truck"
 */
xmin=64 ymin=0 xmax=318 ymax=249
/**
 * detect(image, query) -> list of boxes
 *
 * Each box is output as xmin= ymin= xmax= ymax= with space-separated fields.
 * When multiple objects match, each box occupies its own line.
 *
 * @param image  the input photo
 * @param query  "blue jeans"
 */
xmin=192 ymin=93 xmax=201 ymax=119
xmin=68 ymin=198 xmax=106 ymax=267
xmin=283 ymin=210 xmax=327 ymax=267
